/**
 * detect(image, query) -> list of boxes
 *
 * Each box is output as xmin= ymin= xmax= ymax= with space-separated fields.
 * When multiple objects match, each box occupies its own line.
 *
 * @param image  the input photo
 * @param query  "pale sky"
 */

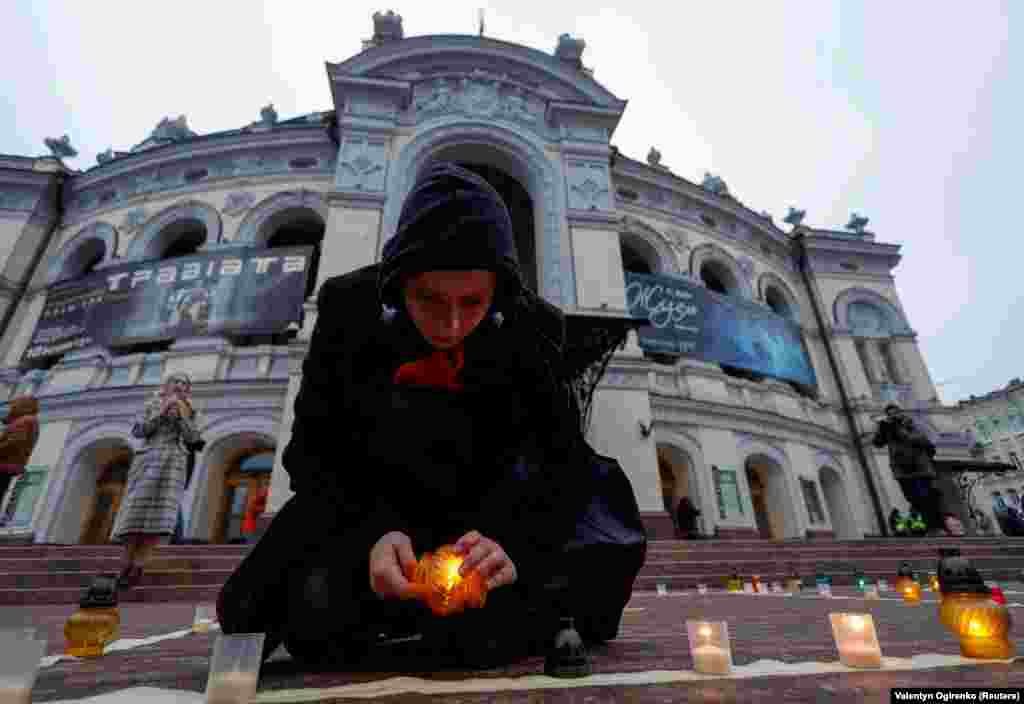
xmin=0 ymin=2 xmax=1016 ymax=406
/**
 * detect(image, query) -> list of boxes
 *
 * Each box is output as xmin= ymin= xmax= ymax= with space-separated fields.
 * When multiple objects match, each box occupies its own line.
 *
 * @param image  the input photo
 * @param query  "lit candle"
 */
xmin=818 ymin=583 xmax=833 ymax=598
xmin=692 ymin=643 xmax=732 ymax=675
xmin=865 ymin=585 xmax=880 ymax=600
xmin=771 ymin=582 xmax=783 ymax=593
xmin=877 ymin=579 xmax=889 ymax=592
xmin=688 ymin=623 xmax=733 ymax=675
xmin=743 ymin=582 xmax=754 ymax=594
xmin=205 ymin=670 xmax=258 ymax=704
xmin=902 ymin=583 xmax=922 ymax=604
xmin=830 ymin=613 xmax=883 ymax=669
xmin=697 ymin=584 xmax=708 ymax=595
xmin=656 ymin=583 xmax=668 ymax=596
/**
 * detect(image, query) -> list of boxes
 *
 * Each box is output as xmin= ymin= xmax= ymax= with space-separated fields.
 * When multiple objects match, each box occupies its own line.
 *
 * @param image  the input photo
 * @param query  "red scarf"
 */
xmin=393 ymin=345 xmax=466 ymax=390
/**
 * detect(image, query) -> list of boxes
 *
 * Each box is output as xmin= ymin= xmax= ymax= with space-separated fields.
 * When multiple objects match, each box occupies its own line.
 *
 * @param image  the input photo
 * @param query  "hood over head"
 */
xmin=7 ymin=396 xmax=38 ymax=420
xmin=378 ymin=162 xmax=523 ymax=309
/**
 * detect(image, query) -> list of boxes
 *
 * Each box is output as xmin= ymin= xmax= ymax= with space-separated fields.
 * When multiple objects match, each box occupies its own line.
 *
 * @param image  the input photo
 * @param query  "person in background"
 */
xmin=111 ymin=373 xmax=203 ymax=588
xmin=0 ymin=396 xmax=40 ymax=516
xmin=675 ymin=496 xmax=701 ymax=539
xmin=872 ymin=404 xmax=945 ymax=536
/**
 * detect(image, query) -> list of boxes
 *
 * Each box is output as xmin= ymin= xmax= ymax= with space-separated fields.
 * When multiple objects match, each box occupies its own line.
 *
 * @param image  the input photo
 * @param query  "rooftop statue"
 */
xmin=151 ymin=115 xmax=195 ymax=142
xmin=44 ymin=135 xmax=78 ymax=159
xmin=646 ymin=147 xmax=662 ymax=168
xmin=846 ymin=212 xmax=870 ymax=233
xmin=372 ymin=10 xmax=404 ymax=42
xmin=783 ymin=207 xmax=806 ymax=227
xmin=97 ymin=148 xmax=114 ymax=165
xmin=701 ymin=172 xmax=729 ymax=197
xmin=260 ymin=104 xmax=278 ymax=126
xmin=555 ymin=33 xmax=586 ymax=67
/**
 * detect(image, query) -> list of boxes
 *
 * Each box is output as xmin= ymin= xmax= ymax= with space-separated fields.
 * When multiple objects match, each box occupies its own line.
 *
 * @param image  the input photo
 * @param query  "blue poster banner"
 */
xmin=23 ymin=246 xmax=312 ymax=363
xmin=624 ymin=272 xmax=817 ymax=388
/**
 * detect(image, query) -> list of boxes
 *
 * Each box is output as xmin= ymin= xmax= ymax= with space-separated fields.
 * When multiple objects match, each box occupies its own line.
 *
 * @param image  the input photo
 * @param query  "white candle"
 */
xmin=697 ymin=584 xmax=708 ymax=595
xmin=839 ymin=642 xmax=882 ymax=669
xmin=656 ymin=583 xmax=668 ymax=596
xmin=0 ymin=686 xmax=32 ymax=704
xmin=206 ymin=670 xmax=258 ymax=704
xmin=692 ymin=644 xmax=732 ymax=675
xmin=877 ymin=580 xmax=888 ymax=592
xmin=743 ymin=582 xmax=753 ymax=593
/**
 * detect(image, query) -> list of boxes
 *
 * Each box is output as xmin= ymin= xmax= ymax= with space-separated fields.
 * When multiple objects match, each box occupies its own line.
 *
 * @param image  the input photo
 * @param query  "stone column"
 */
xmin=833 ymin=336 xmax=873 ymax=401
xmin=865 ymin=340 xmax=891 ymax=383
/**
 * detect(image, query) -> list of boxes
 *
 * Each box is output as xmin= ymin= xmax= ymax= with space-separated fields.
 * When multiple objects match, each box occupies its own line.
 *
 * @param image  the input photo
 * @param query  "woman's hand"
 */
xmin=369 ymin=531 xmax=420 ymax=600
xmin=454 ymin=530 xmax=517 ymax=591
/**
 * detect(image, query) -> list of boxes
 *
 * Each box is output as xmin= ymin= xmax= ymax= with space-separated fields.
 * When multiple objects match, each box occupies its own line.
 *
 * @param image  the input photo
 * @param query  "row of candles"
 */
xmin=656 ymin=560 xmax=1015 ymax=667
xmin=684 ymin=612 xmax=885 ymax=675
xmin=0 ymin=608 xmax=256 ymax=704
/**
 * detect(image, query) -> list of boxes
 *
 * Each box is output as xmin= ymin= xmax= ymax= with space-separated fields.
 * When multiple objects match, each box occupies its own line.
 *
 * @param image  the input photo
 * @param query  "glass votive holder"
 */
xmin=770 ymin=582 xmax=783 ymax=593
xmin=656 ymin=583 xmax=668 ymax=596
xmin=697 ymin=583 xmax=708 ymax=595
xmin=817 ymin=583 xmax=833 ymax=598
xmin=205 ymin=633 xmax=264 ymax=704
xmin=0 ymin=634 xmax=47 ymax=703
xmin=743 ymin=582 xmax=754 ymax=594
xmin=928 ymin=574 xmax=940 ymax=592
xmin=901 ymin=582 xmax=922 ymax=604
xmin=193 ymin=604 xmax=216 ymax=634
xmin=686 ymin=621 xmax=732 ymax=675
xmin=877 ymin=579 xmax=889 ymax=593
xmin=864 ymin=584 xmax=880 ymax=600
xmin=829 ymin=613 xmax=882 ymax=669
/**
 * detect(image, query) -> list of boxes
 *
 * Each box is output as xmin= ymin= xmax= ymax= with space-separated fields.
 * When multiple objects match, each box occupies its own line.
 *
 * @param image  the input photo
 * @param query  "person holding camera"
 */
xmin=872 ymin=403 xmax=945 ymax=536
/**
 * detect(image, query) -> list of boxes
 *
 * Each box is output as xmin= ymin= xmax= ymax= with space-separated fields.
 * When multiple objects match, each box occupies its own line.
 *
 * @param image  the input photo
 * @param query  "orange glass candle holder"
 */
xmin=411 ymin=545 xmax=488 ymax=617
xmin=901 ymin=581 xmax=922 ymax=604
xmin=940 ymin=593 xmax=1015 ymax=659
xmin=65 ymin=577 xmax=120 ymax=657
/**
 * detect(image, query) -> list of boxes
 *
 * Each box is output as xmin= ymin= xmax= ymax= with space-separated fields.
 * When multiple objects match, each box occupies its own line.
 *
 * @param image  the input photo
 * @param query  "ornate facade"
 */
xmin=0 ymin=12 xmax=983 ymax=544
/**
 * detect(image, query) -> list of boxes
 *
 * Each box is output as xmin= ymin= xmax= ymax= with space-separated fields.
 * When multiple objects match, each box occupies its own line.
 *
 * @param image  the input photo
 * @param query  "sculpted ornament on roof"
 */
xmin=413 ymin=73 xmax=542 ymax=131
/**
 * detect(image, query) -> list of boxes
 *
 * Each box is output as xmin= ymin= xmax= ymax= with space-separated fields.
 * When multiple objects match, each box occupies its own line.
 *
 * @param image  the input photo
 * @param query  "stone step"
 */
xmin=0 ymin=556 xmax=246 ymax=574
xmin=0 ymin=583 xmax=221 ymax=606
xmin=0 ymin=545 xmax=249 ymax=558
xmin=0 ymin=567 xmax=234 ymax=590
xmin=633 ymin=568 xmax=1012 ymax=590
xmin=639 ymin=555 xmax=1021 ymax=577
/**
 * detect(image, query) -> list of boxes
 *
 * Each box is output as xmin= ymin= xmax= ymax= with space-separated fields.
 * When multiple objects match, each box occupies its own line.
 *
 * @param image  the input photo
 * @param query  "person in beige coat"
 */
xmin=0 ymin=395 xmax=41 ymax=513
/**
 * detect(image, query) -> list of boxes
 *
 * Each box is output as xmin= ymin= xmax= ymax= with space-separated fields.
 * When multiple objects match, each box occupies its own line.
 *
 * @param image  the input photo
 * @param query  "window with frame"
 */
xmin=712 ymin=466 xmax=744 ymax=519
xmin=0 ymin=466 xmax=47 ymax=528
xmin=800 ymin=478 xmax=826 ymax=524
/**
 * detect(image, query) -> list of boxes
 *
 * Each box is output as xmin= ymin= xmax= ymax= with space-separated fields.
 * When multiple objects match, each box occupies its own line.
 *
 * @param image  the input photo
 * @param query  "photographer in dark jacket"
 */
xmin=872 ymin=404 xmax=945 ymax=536
xmin=216 ymin=162 xmax=642 ymax=668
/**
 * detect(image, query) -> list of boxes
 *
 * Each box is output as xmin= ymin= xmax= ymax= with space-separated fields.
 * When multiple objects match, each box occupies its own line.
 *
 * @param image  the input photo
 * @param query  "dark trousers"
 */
xmin=0 ymin=474 xmax=14 ymax=518
xmin=898 ymin=477 xmax=942 ymax=531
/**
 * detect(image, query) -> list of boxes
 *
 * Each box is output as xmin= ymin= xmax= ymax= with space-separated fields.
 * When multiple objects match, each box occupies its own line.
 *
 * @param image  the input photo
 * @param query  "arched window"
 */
xmin=265 ymin=210 xmax=325 ymax=303
xmin=699 ymin=260 xmax=736 ymax=295
xmin=621 ymin=240 xmax=654 ymax=275
xmin=765 ymin=286 xmax=792 ymax=318
xmin=158 ymin=219 xmax=207 ymax=260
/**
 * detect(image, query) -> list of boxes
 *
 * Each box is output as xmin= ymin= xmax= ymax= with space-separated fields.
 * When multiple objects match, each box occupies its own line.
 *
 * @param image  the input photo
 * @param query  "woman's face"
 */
xmin=403 ymin=270 xmax=497 ymax=350
xmin=169 ymin=378 xmax=191 ymax=396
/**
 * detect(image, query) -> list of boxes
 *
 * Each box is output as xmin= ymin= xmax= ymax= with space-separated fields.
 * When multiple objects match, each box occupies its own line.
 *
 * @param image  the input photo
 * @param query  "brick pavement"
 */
xmin=9 ymin=588 xmax=1024 ymax=702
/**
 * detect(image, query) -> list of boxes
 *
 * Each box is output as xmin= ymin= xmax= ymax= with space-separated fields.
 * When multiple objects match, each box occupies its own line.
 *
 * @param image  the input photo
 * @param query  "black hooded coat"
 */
xmin=217 ymin=163 xmax=644 ymax=664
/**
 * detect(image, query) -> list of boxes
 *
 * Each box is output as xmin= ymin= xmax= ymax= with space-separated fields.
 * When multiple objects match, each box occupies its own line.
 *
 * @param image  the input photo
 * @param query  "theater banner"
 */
xmin=23 ymin=246 xmax=313 ymax=363
xmin=624 ymin=272 xmax=817 ymax=389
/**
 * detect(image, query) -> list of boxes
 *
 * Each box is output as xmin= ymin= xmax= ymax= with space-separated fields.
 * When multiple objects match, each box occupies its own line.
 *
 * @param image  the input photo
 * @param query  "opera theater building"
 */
xmin=0 ymin=11 xmax=997 ymax=547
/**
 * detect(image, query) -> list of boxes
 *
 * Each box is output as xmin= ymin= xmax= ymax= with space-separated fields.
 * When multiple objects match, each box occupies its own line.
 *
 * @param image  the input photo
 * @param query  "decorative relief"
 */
xmin=645 ymin=188 xmax=667 ymax=207
xmin=346 ymin=96 xmax=397 ymax=119
xmin=566 ymin=159 xmax=611 ymax=211
xmin=413 ymin=74 xmax=543 ymax=133
xmin=336 ymin=137 xmax=388 ymax=192
xmin=737 ymin=256 xmax=755 ymax=280
xmin=223 ymin=192 xmax=255 ymax=216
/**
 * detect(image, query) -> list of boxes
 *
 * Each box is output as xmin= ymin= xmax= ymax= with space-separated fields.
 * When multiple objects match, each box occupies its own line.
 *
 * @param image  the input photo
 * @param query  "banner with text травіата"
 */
xmin=22 ymin=245 xmax=313 ymax=362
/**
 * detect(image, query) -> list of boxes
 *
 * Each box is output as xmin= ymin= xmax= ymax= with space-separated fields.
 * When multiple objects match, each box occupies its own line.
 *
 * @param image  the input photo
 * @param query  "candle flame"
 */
xmin=966 ymin=618 xmax=989 ymax=638
xmin=442 ymin=557 xmax=463 ymax=591
xmin=698 ymin=625 xmax=712 ymax=638
xmin=848 ymin=615 xmax=864 ymax=631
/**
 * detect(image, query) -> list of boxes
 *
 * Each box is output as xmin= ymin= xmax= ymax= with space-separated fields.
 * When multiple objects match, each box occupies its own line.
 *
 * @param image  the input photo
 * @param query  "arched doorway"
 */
xmin=744 ymin=454 xmax=796 ymax=540
xmin=819 ymin=466 xmax=857 ymax=539
xmin=657 ymin=444 xmax=701 ymax=538
xmin=80 ymin=447 xmax=134 ymax=544
xmin=218 ymin=451 xmax=273 ymax=544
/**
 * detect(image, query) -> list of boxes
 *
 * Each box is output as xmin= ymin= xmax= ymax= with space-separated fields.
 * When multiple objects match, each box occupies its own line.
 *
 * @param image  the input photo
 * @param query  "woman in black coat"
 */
xmin=216 ymin=162 xmax=610 ymax=667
